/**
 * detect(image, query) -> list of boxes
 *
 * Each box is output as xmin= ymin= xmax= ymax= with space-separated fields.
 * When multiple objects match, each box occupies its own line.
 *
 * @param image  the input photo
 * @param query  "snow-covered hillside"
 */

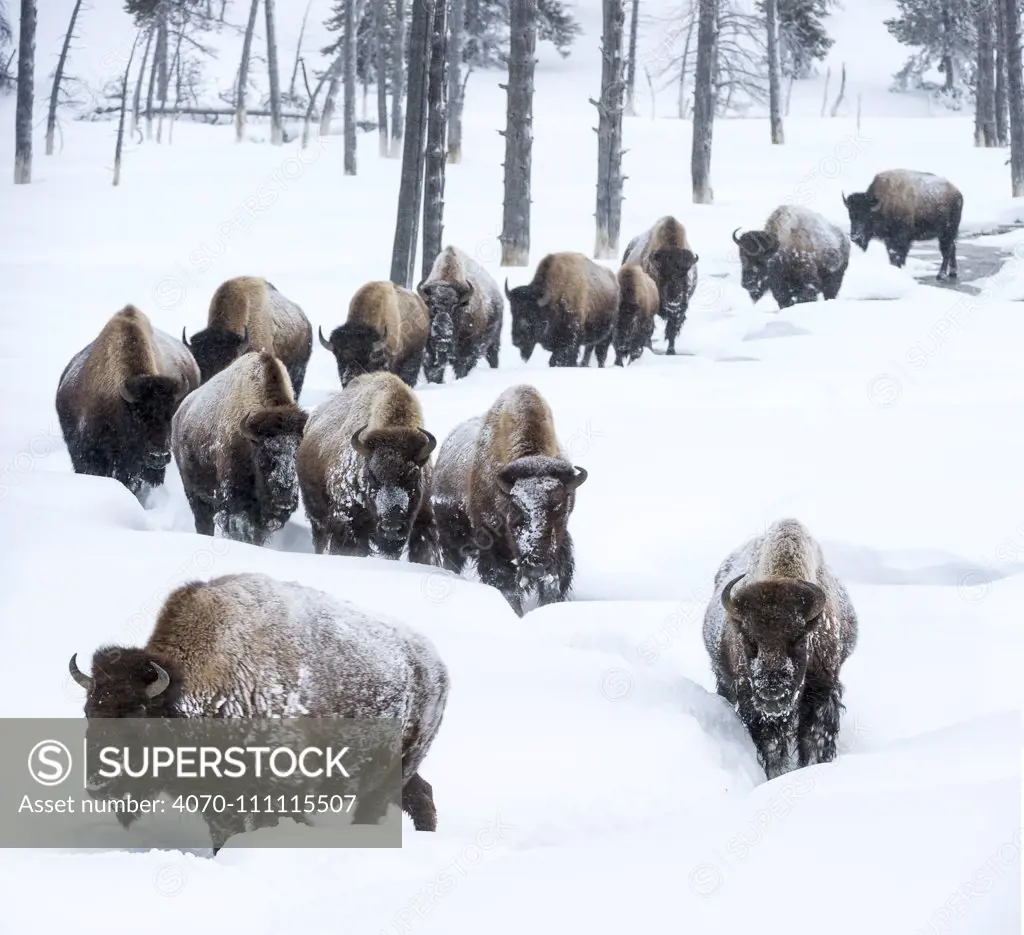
xmin=1 ymin=0 xmax=1021 ymax=933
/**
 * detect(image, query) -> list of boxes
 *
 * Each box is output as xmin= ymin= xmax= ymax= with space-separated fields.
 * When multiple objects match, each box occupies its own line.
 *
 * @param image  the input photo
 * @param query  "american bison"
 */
xmin=171 ymin=350 xmax=308 ymax=546
xmin=431 ymin=384 xmax=588 ymax=616
xmin=621 ymin=216 xmax=699 ymax=355
xmin=297 ymin=371 xmax=439 ymax=563
xmin=56 ymin=305 xmax=200 ymax=502
xmin=318 ymin=281 xmax=428 ymax=388
xmin=417 ymin=245 xmax=504 ymax=384
xmin=182 ymin=276 xmax=313 ymax=397
xmin=702 ymin=518 xmax=859 ymax=780
xmin=614 ymin=263 xmax=659 ymax=366
xmin=68 ymin=570 xmax=450 ymax=850
xmin=732 ymin=205 xmax=851 ymax=308
xmin=504 ymin=252 xmax=619 ymax=368
xmin=842 ymin=170 xmax=963 ymax=279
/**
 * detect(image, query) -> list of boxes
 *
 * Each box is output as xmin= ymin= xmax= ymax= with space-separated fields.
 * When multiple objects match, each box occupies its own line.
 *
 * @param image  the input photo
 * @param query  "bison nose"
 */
xmin=148 ymin=451 xmax=171 ymax=468
xmin=519 ymin=563 xmax=546 ymax=581
xmin=379 ymin=521 xmax=406 ymax=541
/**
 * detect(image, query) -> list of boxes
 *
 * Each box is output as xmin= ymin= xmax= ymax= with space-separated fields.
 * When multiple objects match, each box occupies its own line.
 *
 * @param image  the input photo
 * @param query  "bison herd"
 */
xmin=56 ymin=169 xmax=960 ymax=846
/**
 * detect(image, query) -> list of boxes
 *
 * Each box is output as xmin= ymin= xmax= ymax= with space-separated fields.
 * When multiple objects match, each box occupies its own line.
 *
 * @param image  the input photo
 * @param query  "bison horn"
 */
xmin=841 ymin=191 xmax=848 ymax=207
xmin=68 ymin=653 xmax=93 ymax=691
xmin=318 ymin=325 xmax=333 ymax=352
xmin=145 ymin=661 xmax=171 ymax=698
xmin=496 ymin=469 xmax=515 ymax=496
xmin=720 ymin=573 xmax=746 ymax=617
xmin=239 ymin=414 xmax=259 ymax=442
xmin=504 ymin=277 xmax=512 ymax=299
xmin=181 ymin=327 xmax=190 ymax=348
xmin=238 ymin=326 xmax=251 ymax=353
xmin=351 ymin=425 xmax=372 ymax=457
xmin=416 ymin=429 xmax=437 ymax=464
xmin=732 ymin=228 xmax=743 ymax=245
xmin=799 ymin=580 xmax=828 ymax=623
xmin=570 ymin=465 xmax=588 ymax=488
xmin=458 ymin=280 xmax=475 ymax=302
xmin=119 ymin=381 xmax=137 ymax=404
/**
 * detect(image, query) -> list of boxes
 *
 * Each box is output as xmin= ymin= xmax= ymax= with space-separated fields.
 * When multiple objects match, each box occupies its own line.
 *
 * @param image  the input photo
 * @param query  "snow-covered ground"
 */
xmin=1 ymin=0 xmax=1022 ymax=932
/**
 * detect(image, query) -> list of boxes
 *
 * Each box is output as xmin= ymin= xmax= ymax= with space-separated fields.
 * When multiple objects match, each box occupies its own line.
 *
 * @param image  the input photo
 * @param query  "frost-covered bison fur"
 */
xmin=504 ymin=252 xmax=619 ymax=368
xmin=172 ymin=350 xmax=308 ymax=546
xmin=417 ymin=245 xmax=503 ymax=383
xmin=319 ymin=280 xmax=428 ymax=388
xmin=614 ymin=263 xmax=659 ymax=366
xmin=431 ymin=385 xmax=588 ymax=616
xmin=702 ymin=518 xmax=858 ymax=781
xmin=68 ymin=571 xmax=450 ymax=847
xmin=621 ymin=217 xmax=698 ymax=355
xmin=842 ymin=169 xmax=963 ymax=278
xmin=297 ymin=372 xmax=439 ymax=563
xmin=56 ymin=305 xmax=200 ymax=501
xmin=732 ymin=205 xmax=851 ymax=309
xmin=182 ymin=276 xmax=313 ymax=397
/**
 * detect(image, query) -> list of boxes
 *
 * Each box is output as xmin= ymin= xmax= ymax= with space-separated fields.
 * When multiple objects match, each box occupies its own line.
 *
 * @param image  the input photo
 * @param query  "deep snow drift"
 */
xmin=0 ymin=0 xmax=1021 ymax=933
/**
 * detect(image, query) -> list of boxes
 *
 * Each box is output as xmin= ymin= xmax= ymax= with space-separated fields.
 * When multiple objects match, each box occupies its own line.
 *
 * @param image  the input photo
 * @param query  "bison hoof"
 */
xmin=666 ymin=347 xmax=676 ymax=356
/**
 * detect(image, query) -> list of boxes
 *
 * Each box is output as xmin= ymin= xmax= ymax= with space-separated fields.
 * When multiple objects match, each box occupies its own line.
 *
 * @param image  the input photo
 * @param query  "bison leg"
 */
xmin=434 ymin=505 xmax=473 ymax=573
xmin=737 ymin=689 xmax=798 ymax=780
xmin=309 ymin=520 xmax=330 ymax=554
xmin=822 ymin=267 xmax=845 ymax=301
xmin=401 ymin=772 xmax=437 ymax=831
xmin=663 ymin=306 xmax=685 ymax=355
xmin=797 ymin=678 xmax=846 ymax=769
xmin=485 ymin=336 xmax=500 ymax=369
xmin=885 ymin=238 xmax=911 ymax=268
xmin=396 ymin=353 xmax=423 ymax=388
xmin=476 ymin=547 xmax=524 ymax=616
xmin=407 ymin=497 xmax=441 ymax=567
xmin=351 ymin=787 xmax=392 ymax=825
xmin=537 ymin=534 xmax=575 ymax=607
xmin=938 ymin=233 xmax=958 ymax=280
xmin=579 ymin=345 xmax=593 ymax=367
xmin=185 ymin=489 xmax=217 ymax=537
xmin=594 ymin=336 xmax=612 ymax=368
xmin=451 ymin=345 xmax=479 ymax=380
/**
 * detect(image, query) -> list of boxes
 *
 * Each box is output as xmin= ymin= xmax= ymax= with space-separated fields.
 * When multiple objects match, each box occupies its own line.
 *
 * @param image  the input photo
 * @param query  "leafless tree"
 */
xmin=691 ymin=0 xmax=717 ymax=203
xmin=375 ymin=0 xmax=389 ymax=155
xmin=976 ymin=1 xmax=997 ymax=146
xmin=593 ymin=0 xmax=626 ymax=258
xmin=446 ymin=0 xmax=467 ymax=161
xmin=422 ymin=0 xmax=450 ymax=279
xmin=995 ymin=0 xmax=1008 ymax=146
xmin=46 ymin=0 xmax=84 ymax=156
xmin=132 ymin=27 xmax=154 ymax=135
xmin=1003 ymin=0 xmax=1024 ymax=195
xmin=625 ymin=0 xmax=640 ymax=115
xmin=265 ymin=0 xmax=283 ymax=144
xmin=389 ymin=0 xmax=406 ymax=156
xmin=14 ymin=0 xmax=36 ymax=184
xmin=343 ymin=0 xmax=359 ymax=172
xmin=765 ymin=0 xmax=782 ymax=142
xmin=288 ymin=0 xmax=313 ymax=98
xmin=235 ymin=0 xmax=260 ymax=141
xmin=114 ymin=31 xmax=144 ymax=186
xmin=499 ymin=0 xmax=538 ymax=266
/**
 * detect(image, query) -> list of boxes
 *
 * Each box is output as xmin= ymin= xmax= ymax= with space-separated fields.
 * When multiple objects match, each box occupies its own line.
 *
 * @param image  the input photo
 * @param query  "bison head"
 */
xmin=505 ymin=279 xmax=543 ymax=362
xmin=352 ymin=424 xmax=437 ymax=557
xmin=240 ymin=405 xmax=309 ymax=535
xmin=319 ymin=323 xmax=389 ymax=387
xmin=720 ymin=574 xmax=827 ymax=719
xmin=841 ymin=191 xmax=882 ymax=250
xmin=182 ymin=326 xmax=251 ymax=384
xmin=419 ymin=279 xmax=474 ymax=383
xmin=495 ymin=456 xmax=588 ymax=585
xmin=69 ymin=649 xmax=179 ymax=718
xmin=648 ymin=248 xmax=698 ymax=310
xmin=732 ymin=229 xmax=780 ymax=303
xmin=119 ymin=374 xmax=189 ymax=482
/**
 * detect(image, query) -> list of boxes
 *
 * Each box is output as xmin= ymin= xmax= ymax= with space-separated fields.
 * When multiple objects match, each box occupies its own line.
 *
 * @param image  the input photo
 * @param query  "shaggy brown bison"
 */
xmin=68 ymin=571 xmax=450 ymax=850
xmin=702 ymin=518 xmax=859 ymax=780
xmin=504 ymin=252 xmax=619 ymax=367
xmin=171 ymin=350 xmax=308 ymax=546
xmin=297 ymin=372 xmax=439 ymax=563
xmin=614 ymin=263 xmax=659 ymax=366
xmin=431 ymin=385 xmax=588 ymax=616
xmin=621 ymin=216 xmax=699 ymax=355
xmin=318 ymin=281 xmax=428 ymax=388
xmin=182 ymin=276 xmax=313 ymax=397
xmin=56 ymin=305 xmax=200 ymax=501
xmin=417 ymin=245 xmax=504 ymax=384
xmin=732 ymin=205 xmax=851 ymax=308
xmin=842 ymin=170 xmax=963 ymax=279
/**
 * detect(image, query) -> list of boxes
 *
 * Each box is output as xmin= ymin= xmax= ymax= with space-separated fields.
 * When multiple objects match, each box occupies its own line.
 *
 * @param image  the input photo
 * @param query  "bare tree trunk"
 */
xmin=235 ymin=0 xmax=260 ymax=141
xmin=976 ymin=2 xmax=997 ymax=146
xmin=265 ymin=0 xmax=283 ymax=144
xmin=390 ymin=0 xmax=435 ymax=286
xmin=677 ymin=11 xmax=694 ymax=119
xmin=389 ymin=0 xmax=407 ymax=156
xmin=593 ymin=0 xmax=625 ymax=259
xmin=375 ymin=0 xmax=389 ymax=155
xmin=131 ymin=27 xmax=154 ymax=136
xmin=1004 ymin=0 xmax=1024 ymax=195
xmin=343 ymin=0 xmax=358 ymax=172
xmin=995 ymin=0 xmax=1009 ymax=146
xmin=157 ymin=19 xmax=185 ymax=145
xmin=321 ymin=71 xmax=341 ymax=133
xmin=691 ymin=0 xmax=716 ymax=203
xmin=113 ymin=31 xmax=143 ymax=187
xmin=624 ymin=0 xmax=639 ymax=116
xmin=446 ymin=0 xmax=466 ymax=162
xmin=765 ymin=0 xmax=783 ymax=143
xmin=145 ymin=30 xmax=159 ymax=139
xmin=155 ymin=0 xmax=169 ymax=102
xmin=422 ymin=0 xmax=450 ymax=281
xmin=220 ymin=0 xmax=228 ymax=21
xmin=288 ymin=0 xmax=313 ymax=98
xmin=820 ymin=66 xmax=830 ymax=117
xmin=45 ymin=0 xmax=83 ymax=156
xmin=499 ymin=0 xmax=537 ymax=266
xmin=302 ymin=55 xmax=341 ymax=146
xmin=14 ymin=0 xmax=36 ymax=184
xmin=829 ymin=62 xmax=846 ymax=117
